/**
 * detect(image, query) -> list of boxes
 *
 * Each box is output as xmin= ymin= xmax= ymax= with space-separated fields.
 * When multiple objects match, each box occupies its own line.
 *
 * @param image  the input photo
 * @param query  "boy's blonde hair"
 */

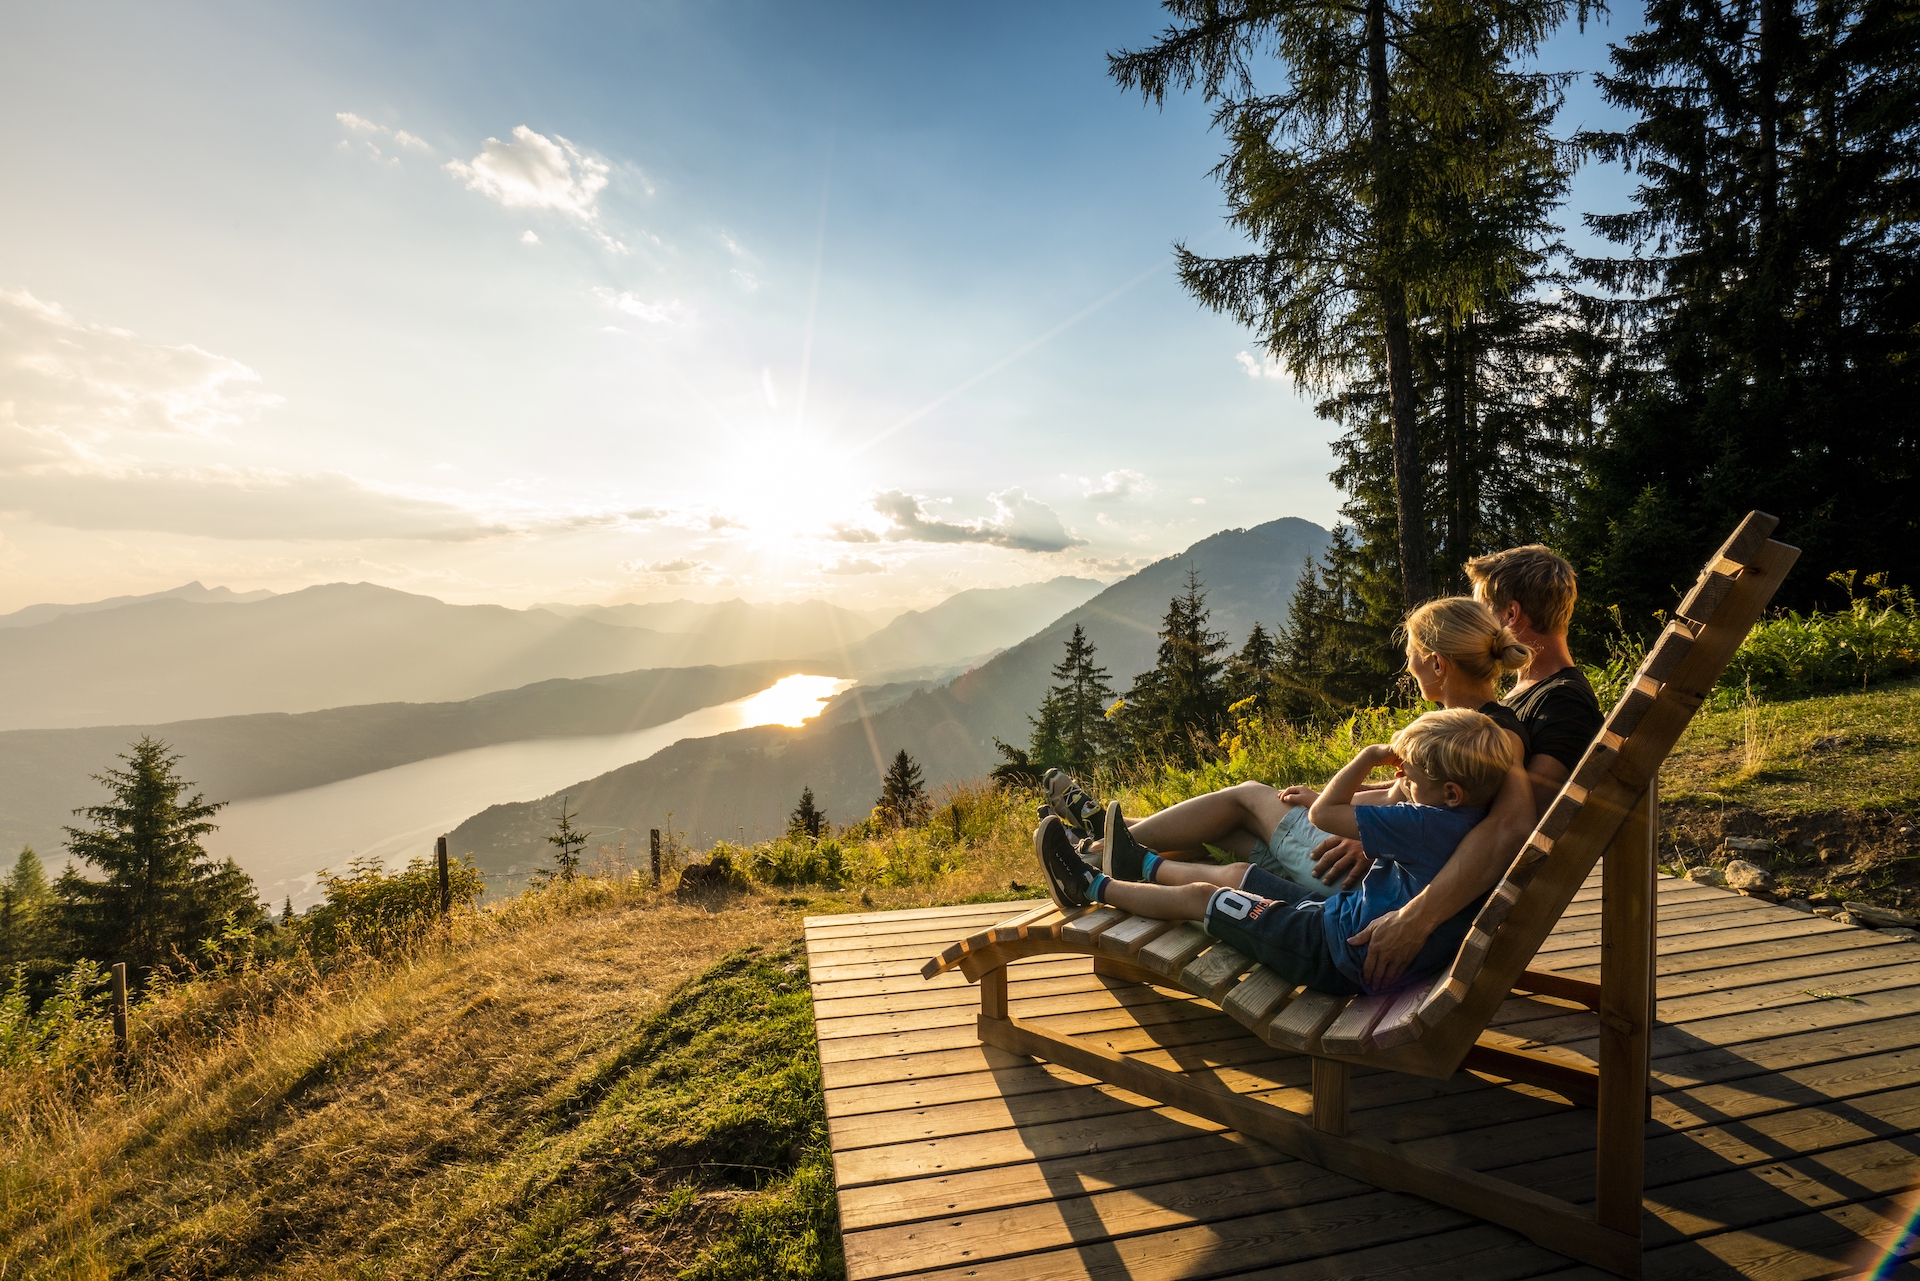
xmin=1391 ymin=708 xmax=1518 ymax=807
xmin=1465 ymin=544 xmax=1578 ymax=635
xmin=1405 ymin=596 xmax=1532 ymax=683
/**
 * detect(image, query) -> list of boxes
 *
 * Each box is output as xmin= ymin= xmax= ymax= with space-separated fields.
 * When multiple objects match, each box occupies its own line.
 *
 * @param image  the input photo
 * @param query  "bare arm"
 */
xmin=1308 ymin=745 xmax=1394 ymax=840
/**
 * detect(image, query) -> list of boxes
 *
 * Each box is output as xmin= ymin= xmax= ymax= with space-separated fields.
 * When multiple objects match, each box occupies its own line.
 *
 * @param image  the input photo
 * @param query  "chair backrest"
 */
xmin=1366 ymin=512 xmax=1800 ymax=1061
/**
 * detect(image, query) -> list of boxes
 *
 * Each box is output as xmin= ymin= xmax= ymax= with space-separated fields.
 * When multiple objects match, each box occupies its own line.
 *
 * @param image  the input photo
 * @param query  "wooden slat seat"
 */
xmin=919 ymin=511 xmax=1800 ymax=1279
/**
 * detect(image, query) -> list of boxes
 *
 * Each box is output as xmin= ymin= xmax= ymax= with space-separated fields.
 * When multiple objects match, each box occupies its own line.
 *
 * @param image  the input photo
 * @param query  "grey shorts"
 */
xmin=1246 ymin=804 xmax=1344 ymax=899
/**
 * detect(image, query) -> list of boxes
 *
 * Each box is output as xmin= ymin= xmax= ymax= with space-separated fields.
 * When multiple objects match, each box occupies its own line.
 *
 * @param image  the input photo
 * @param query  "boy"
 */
xmin=1034 ymin=708 xmax=1517 ymax=996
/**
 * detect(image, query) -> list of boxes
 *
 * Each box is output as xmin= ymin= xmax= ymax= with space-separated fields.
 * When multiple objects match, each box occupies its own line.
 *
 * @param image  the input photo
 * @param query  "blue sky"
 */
xmin=0 ymin=0 xmax=1641 ymax=613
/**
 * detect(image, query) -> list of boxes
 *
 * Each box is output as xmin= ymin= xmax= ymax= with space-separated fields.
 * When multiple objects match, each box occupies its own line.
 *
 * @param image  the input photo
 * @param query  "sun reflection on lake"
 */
xmin=728 ymin=673 xmax=856 ymax=728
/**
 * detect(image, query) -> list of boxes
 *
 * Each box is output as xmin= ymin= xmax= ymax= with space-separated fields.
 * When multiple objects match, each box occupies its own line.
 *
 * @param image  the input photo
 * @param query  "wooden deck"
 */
xmin=805 ymin=876 xmax=1920 ymax=1280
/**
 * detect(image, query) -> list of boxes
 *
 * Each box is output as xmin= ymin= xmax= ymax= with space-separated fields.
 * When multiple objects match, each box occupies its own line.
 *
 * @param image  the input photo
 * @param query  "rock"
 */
xmin=1880 ymin=927 xmax=1920 ymax=942
xmin=1723 ymin=859 xmax=1774 ymax=891
xmin=676 ymin=851 xmax=739 ymax=896
xmin=1808 ymin=892 xmax=1838 ymax=907
xmin=1843 ymin=901 xmax=1920 ymax=929
xmin=1784 ymin=899 xmax=1814 ymax=913
xmin=1722 ymin=837 xmax=1777 ymax=860
xmin=1814 ymin=906 xmax=1843 ymax=918
xmin=1833 ymin=911 xmax=1858 ymax=926
xmin=1739 ymin=887 xmax=1781 ymax=902
xmin=1685 ymin=866 xmax=1726 ymax=887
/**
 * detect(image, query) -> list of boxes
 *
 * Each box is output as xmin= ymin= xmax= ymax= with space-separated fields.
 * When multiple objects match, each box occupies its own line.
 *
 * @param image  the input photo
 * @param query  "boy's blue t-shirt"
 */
xmin=1321 ymin=801 xmax=1486 ymax=990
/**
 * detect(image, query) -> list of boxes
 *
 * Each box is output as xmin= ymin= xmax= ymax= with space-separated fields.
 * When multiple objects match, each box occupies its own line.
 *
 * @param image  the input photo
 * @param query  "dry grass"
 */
xmin=2 ymin=889 xmax=802 ymax=1279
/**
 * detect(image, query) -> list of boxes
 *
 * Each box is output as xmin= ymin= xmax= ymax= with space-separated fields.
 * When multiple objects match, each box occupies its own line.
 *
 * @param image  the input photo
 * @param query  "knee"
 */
xmin=1224 ymin=862 xmax=1253 ymax=888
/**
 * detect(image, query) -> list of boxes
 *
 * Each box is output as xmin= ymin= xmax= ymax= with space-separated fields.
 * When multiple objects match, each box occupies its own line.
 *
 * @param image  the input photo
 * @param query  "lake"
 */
xmin=203 ymin=673 xmax=853 ymax=910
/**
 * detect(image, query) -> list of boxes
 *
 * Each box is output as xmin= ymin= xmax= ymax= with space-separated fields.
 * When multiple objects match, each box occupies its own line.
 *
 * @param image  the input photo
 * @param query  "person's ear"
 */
xmin=1443 ymin=781 xmax=1467 ymax=808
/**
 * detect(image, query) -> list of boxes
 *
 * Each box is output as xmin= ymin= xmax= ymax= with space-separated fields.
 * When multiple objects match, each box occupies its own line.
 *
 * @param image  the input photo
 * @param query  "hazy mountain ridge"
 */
xmin=817 ymin=576 xmax=1103 ymax=676
xmin=0 ymin=659 xmax=822 ymax=865
xmin=448 ymin=518 xmax=1330 ymax=876
xmin=0 ymin=581 xmax=277 ymax=629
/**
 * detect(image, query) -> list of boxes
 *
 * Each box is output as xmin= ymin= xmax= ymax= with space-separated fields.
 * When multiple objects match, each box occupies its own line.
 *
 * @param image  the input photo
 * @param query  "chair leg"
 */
xmin=981 ymin=966 xmax=1007 ymax=1020
xmin=1312 ymin=1058 xmax=1350 ymax=1136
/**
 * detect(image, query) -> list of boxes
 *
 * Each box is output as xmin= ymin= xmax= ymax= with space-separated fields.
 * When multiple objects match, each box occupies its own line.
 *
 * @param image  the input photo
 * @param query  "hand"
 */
xmin=1360 ymin=743 xmax=1399 ymax=767
xmin=1309 ymin=836 xmax=1371 ymax=889
xmin=1278 ymin=784 xmax=1320 ymax=807
xmin=1348 ymin=907 xmax=1431 ymax=989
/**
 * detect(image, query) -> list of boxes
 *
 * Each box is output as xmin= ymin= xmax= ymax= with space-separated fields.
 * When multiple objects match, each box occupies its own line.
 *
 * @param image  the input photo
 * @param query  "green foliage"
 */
xmin=1028 ymin=623 xmax=1117 ymax=771
xmin=57 ymin=737 xmax=261 ymax=976
xmin=874 ymin=749 xmax=930 ymax=829
xmin=1274 ymin=526 xmax=1405 ymax=715
xmin=303 ymin=853 xmax=484 ymax=955
xmin=745 ymin=835 xmax=849 ymax=888
xmin=1111 ymin=570 xmax=1232 ymax=763
xmin=787 ymin=785 xmax=827 ymax=840
xmin=1723 ymin=574 xmax=1920 ymax=700
xmin=0 ymin=847 xmax=55 ymax=970
xmin=1569 ymin=0 xmax=1920 ymax=621
xmin=539 ymin=795 xmax=590 ymax=886
xmin=0 ymin=960 xmax=108 ymax=1071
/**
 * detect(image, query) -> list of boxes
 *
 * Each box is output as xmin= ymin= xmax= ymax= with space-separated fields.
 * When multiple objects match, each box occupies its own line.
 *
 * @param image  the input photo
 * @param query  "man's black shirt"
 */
xmin=1501 ymin=666 xmax=1603 ymax=772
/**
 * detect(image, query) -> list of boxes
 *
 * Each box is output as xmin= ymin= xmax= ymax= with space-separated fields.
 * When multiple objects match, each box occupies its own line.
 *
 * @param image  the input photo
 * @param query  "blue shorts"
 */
xmin=1201 ymin=865 xmax=1362 ymax=995
xmin=1246 ymin=805 xmax=1344 ymax=898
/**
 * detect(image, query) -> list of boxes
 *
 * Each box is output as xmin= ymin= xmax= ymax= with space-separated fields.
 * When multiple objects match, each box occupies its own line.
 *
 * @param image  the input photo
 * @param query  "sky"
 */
xmin=0 ymin=0 xmax=1642 ymax=615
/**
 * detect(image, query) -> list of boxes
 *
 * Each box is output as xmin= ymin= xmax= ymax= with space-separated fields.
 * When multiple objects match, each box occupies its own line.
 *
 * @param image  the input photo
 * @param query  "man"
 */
xmin=1314 ymin=545 xmax=1602 ymax=985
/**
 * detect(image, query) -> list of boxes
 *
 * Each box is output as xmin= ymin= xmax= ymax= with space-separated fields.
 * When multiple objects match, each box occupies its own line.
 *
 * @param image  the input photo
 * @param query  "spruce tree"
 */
xmin=875 ymin=750 xmax=930 ymax=829
xmin=57 ymin=737 xmax=260 ymax=973
xmin=1116 ymin=571 xmax=1231 ymax=761
xmin=539 ymin=797 xmax=590 ymax=885
xmin=1225 ymin=621 xmax=1281 ymax=716
xmin=1 ymin=846 xmax=55 ymax=967
xmin=788 ymin=786 xmax=827 ymax=840
xmin=1111 ymin=0 xmax=1585 ymax=606
xmin=1571 ymin=0 xmax=1920 ymax=622
xmin=281 ymin=896 xmax=295 ymax=927
xmin=1028 ymin=624 xmax=1116 ymax=770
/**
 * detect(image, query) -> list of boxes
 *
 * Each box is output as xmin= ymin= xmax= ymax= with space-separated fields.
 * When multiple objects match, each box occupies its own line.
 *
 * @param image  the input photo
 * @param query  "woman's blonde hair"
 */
xmin=1404 ymin=596 xmax=1531 ymax=684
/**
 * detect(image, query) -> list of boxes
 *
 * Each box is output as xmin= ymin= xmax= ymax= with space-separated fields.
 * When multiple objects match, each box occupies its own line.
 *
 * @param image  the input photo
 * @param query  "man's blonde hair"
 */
xmin=1405 ymin=596 xmax=1532 ymax=683
xmin=1391 ymin=708 xmax=1517 ymax=808
xmin=1465 ymin=544 xmax=1578 ymax=635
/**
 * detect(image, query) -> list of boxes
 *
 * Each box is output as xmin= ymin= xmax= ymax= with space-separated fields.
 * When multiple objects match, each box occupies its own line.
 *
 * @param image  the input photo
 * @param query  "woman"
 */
xmin=1070 ymin=596 xmax=1533 ymax=895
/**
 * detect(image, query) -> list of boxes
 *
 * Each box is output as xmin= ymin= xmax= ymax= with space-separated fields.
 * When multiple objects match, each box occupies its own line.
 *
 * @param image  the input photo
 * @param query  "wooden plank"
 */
xmin=1059 ymin=905 xmax=1127 ymax=946
xmin=1597 ymin=782 xmax=1656 ymax=1236
xmin=1269 ymin=990 xmax=1348 ymax=1053
xmin=1222 ymin=965 xmax=1296 ymax=1030
xmin=1137 ymin=922 xmax=1210 ymax=977
xmin=1178 ymin=943 xmax=1255 ymax=1002
xmin=805 ymin=900 xmax=1043 ymax=930
xmin=978 ymin=1014 xmax=1642 ymax=1275
xmin=1093 ymin=912 xmax=1174 ymax=957
xmin=1323 ymin=990 xmax=1398 ymax=1056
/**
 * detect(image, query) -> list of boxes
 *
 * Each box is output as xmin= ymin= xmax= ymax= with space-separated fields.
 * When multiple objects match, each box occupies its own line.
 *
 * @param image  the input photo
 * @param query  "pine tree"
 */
xmin=539 ymin=796 xmax=590 ymax=885
xmin=1115 ymin=570 xmax=1231 ymax=762
xmin=280 ymin=896 xmax=295 ymax=927
xmin=788 ymin=786 xmax=827 ymax=840
xmin=1111 ymin=0 xmax=1585 ymax=606
xmin=1028 ymin=624 xmax=1116 ymax=770
xmin=875 ymin=750 xmax=930 ymax=829
xmin=1274 ymin=528 xmax=1405 ymax=715
xmin=1225 ymin=622 xmax=1281 ymax=716
xmin=57 ymin=738 xmax=259 ymax=973
xmin=1570 ymin=0 xmax=1920 ymax=624
xmin=1 ymin=846 xmax=55 ymax=967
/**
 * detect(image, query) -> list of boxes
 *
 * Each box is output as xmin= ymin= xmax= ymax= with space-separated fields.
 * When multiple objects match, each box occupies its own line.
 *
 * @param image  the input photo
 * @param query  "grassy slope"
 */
xmin=1657 ymin=677 xmax=1920 ymax=908
xmin=4 ymin=801 xmax=1039 ymax=1281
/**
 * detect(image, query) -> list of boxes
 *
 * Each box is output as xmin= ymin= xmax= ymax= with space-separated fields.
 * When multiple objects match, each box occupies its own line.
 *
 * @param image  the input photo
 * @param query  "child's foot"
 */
xmin=1043 ymin=769 xmax=1106 ymax=841
xmin=1102 ymin=801 xmax=1158 ymax=882
xmin=1034 ymin=816 xmax=1102 ymax=909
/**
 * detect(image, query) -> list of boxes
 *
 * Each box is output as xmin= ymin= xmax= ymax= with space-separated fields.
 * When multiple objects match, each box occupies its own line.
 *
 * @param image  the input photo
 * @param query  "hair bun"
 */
xmin=1493 ymin=628 xmax=1532 ymax=673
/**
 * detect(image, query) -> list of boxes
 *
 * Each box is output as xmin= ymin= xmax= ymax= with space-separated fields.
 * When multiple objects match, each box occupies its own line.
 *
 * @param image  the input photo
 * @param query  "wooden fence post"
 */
xmin=650 ymin=829 xmax=662 ymax=888
xmin=110 ymin=961 xmax=128 ymax=1059
xmin=436 ymin=836 xmax=451 ymax=916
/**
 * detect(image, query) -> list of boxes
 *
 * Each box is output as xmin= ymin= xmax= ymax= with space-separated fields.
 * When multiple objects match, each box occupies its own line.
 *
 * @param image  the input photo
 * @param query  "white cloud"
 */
xmin=1082 ymin=468 xmax=1149 ymax=503
xmin=521 ymin=230 xmax=541 ymax=245
xmin=336 ymin=112 xmax=432 ymax=154
xmin=1190 ymin=496 xmax=1208 ymax=505
xmin=0 ymin=288 xmax=281 ymax=465
xmin=761 ymin=368 xmax=779 ymax=409
xmin=731 ymin=269 xmax=760 ymax=292
xmin=593 ymin=288 xmax=690 ymax=326
xmin=1078 ymin=555 xmax=1145 ymax=575
xmin=1236 ymin=350 xmax=1288 ymax=380
xmin=0 ymin=468 xmax=510 ymax=542
xmin=447 ymin=127 xmax=624 ymax=251
xmin=824 ymin=558 xmax=885 ymax=576
xmin=864 ymin=488 xmax=1086 ymax=553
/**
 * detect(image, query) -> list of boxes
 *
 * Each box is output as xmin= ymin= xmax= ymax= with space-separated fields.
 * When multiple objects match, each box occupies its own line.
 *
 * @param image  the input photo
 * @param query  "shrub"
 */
xmin=303 ymin=853 xmax=485 ymax=955
xmin=1721 ymin=572 xmax=1919 ymax=701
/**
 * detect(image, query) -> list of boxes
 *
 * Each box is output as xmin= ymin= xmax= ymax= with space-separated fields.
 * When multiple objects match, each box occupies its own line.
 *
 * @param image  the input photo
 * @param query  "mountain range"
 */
xmin=0 ymin=660 xmax=820 ymax=863
xmin=446 ymin=518 xmax=1329 ymax=878
xmin=0 ymin=577 xmax=1101 ymax=731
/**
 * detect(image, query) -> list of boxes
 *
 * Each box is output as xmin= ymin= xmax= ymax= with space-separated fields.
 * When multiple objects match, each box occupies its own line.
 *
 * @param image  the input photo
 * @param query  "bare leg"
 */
xmin=1150 ymin=860 xmax=1253 ymax=889
xmin=1127 ymin=780 xmax=1296 ymax=864
xmin=1097 ymin=878 xmax=1218 ymax=922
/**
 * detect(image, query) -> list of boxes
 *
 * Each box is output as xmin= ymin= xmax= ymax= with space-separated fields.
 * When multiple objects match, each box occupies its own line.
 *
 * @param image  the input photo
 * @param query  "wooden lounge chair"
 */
xmin=921 ymin=512 xmax=1799 ymax=1278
